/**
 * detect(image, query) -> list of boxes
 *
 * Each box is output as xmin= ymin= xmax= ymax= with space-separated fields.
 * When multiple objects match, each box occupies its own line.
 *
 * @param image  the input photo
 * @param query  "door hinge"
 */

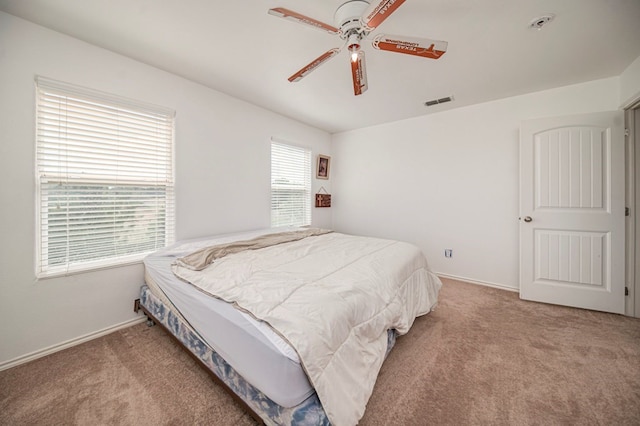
xmin=625 ymin=286 xmax=629 ymax=296
xmin=626 ymin=207 xmax=630 ymax=217
xmin=625 ymin=128 xmax=630 ymax=137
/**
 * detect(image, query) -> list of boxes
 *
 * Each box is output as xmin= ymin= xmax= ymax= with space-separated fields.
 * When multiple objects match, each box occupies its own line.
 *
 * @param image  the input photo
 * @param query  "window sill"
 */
xmin=36 ymin=255 xmax=147 ymax=280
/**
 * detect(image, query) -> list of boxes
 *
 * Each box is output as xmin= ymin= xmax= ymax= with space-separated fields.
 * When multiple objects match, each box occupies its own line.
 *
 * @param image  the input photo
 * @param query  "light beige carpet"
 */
xmin=1 ymin=278 xmax=639 ymax=425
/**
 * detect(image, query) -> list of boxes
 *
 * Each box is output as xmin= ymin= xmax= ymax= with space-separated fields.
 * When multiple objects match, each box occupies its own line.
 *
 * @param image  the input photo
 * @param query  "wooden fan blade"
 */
xmin=361 ymin=0 xmax=406 ymax=31
xmin=288 ymin=48 xmax=341 ymax=82
xmin=372 ymin=34 xmax=448 ymax=59
xmin=268 ymin=8 xmax=340 ymax=35
xmin=350 ymin=50 xmax=368 ymax=96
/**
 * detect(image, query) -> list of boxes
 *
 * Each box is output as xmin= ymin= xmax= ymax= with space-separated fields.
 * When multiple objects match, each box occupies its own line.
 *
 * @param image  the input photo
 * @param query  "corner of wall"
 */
xmin=620 ymin=55 xmax=640 ymax=108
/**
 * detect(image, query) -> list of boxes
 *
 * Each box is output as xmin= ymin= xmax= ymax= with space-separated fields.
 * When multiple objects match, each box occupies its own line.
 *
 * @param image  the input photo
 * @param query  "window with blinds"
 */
xmin=271 ymin=141 xmax=311 ymax=228
xmin=35 ymin=77 xmax=175 ymax=277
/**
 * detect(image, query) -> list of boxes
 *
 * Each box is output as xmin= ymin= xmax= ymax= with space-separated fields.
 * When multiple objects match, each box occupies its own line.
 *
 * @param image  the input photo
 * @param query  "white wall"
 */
xmin=0 ymin=12 xmax=331 ymax=367
xmin=620 ymin=55 xmax=640 ymax=108
xmin=331 ymin=77 xmax=621 ymax=290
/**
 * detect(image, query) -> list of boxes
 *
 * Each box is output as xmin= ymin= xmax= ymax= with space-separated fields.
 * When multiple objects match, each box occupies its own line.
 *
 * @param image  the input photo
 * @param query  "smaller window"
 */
xmin=271 ymin=140 xmax=312 ymax=227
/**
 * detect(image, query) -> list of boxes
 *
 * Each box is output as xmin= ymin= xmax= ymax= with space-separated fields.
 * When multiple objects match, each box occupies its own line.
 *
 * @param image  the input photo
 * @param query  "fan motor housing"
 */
xmin=334 ymin=0 xmax=370 ymax=35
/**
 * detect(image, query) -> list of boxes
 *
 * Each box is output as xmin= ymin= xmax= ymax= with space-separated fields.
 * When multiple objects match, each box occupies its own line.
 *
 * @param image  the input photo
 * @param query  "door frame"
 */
xmin=626 ymin=105 xmax=640 ymax=318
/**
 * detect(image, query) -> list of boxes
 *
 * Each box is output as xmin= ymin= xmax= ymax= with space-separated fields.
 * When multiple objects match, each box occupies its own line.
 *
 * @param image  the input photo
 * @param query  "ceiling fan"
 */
xmin=268 ymin=0 xmax=448 ymax=96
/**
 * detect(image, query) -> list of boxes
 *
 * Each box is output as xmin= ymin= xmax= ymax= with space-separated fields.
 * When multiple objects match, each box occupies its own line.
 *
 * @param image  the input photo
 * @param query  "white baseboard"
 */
xmin=0 ymin=316 xmax=146 ymax=372
xmin=436 ymin=272 xmax=519 ymax=293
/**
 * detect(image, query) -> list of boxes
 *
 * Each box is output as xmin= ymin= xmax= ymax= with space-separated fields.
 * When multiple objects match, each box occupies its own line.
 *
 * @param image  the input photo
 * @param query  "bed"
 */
xmin=135 ymin=227 xmax=442 ymax=425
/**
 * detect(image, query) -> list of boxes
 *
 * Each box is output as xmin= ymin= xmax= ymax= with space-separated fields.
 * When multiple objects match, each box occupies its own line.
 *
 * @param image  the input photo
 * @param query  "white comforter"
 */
xmin=173 ymin=231 xmax=441 ymax=426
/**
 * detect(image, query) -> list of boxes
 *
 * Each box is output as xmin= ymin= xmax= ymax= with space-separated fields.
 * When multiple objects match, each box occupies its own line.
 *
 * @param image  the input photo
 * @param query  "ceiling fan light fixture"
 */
xmin=347 ymin=33 xmax=361 ymax=62
xmin=350 ymin=47 xmax=359 ymax=62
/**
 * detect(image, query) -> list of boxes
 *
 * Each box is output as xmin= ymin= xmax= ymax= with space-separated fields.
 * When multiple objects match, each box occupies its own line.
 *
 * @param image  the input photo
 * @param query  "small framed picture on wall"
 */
xmin=316 ymin=155 xmax=330 ymax=180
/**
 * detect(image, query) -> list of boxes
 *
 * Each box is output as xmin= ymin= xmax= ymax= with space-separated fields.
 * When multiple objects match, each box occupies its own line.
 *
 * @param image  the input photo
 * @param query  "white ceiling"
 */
xmin=1 ymin=0 xmax=639 ymax=133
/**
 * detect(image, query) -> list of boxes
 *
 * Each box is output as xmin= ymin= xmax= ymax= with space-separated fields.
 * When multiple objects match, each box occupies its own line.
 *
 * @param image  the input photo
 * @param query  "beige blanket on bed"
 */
xmin=175 ymin=228 xmax=332 ymax=271
xmin=172 ymin=230 xmax=441 ymax=426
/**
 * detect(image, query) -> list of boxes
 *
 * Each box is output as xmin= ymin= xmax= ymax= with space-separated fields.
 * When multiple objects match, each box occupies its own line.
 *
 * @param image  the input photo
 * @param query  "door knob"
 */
xmin=523 ymin=216 xmax=532 ymax=222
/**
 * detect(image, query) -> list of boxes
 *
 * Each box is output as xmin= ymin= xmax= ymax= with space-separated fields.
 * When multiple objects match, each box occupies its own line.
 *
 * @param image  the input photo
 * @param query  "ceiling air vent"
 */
xmin=424 ymin=96 xmax=454 ymax=107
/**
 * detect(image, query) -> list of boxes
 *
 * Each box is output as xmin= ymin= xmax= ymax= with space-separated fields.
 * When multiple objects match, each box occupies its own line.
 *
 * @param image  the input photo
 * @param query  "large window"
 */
xmin=271 ymin=140 xmax=311 ymax=227
xmin=35 ymin=77 xmax=175 ymax=277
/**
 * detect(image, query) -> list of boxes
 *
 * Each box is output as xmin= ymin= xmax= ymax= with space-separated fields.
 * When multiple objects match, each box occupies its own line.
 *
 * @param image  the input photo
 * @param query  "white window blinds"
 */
xmin=35 ymin=77 xmax=175 ymax=277
xmin=271 ymin=140 xmax=311 ymax=227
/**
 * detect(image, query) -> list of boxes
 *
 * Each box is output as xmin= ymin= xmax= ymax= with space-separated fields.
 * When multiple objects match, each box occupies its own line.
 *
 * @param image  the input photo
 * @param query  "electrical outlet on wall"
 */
xmin=445 ymin=249 xmax=453 ymax=258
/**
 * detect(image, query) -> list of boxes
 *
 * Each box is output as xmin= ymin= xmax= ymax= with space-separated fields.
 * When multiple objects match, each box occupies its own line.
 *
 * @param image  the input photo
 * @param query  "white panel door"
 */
xmin=519 ymin=111 xmax=625 ymax=313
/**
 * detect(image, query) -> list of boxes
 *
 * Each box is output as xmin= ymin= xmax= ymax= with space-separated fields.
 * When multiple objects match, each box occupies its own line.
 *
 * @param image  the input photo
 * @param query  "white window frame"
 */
xmin=270 ymin=139 xmax=312 ymax=228
xmin=35 ymin=77 xmax=175 ymax=278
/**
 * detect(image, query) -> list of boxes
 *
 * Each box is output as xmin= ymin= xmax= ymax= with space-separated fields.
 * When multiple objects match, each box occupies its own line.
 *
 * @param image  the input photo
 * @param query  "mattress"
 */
xmin=143 ymin=227 xmax=315 ymax=407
